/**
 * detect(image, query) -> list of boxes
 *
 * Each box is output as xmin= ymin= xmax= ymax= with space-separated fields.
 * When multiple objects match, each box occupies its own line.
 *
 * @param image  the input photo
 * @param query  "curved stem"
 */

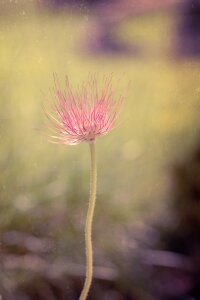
xmin=80 ymin=141 xmax=97 ymax=300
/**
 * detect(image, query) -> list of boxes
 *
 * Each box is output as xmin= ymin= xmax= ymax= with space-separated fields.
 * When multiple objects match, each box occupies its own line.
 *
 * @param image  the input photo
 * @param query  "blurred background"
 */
xmin=0 ymin=0 xmax=200 ymax=299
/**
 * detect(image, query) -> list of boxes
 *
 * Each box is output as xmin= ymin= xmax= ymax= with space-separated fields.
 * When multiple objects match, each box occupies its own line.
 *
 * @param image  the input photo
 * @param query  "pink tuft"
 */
xmin=46 ymin=75 xmax=123 ymax=145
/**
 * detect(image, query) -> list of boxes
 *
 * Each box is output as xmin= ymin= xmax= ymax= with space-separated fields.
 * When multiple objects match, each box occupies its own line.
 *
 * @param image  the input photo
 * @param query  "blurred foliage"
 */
xmin=140 ymin=144 xmax=200 ymax=300
xmin=0 ymin=2 xmax=200 ymax=299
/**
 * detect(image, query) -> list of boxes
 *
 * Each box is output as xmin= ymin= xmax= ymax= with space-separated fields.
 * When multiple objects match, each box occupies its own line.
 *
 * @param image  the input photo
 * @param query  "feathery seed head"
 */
xmin=46 ymin=75 xmax=123 ymax=145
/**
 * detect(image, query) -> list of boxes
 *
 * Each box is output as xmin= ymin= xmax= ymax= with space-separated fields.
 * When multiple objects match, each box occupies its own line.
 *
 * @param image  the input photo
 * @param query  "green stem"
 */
xmin=80 ymin=141 xmax=97 ymax=300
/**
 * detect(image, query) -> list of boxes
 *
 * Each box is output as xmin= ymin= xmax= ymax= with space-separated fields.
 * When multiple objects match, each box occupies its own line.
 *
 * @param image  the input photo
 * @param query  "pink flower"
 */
xmin=46 ymin=75 xmax=123 ymax=145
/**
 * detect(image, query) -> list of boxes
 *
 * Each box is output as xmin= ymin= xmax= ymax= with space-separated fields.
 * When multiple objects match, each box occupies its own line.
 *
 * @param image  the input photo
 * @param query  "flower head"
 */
xmin=46 ymin=75 xmax=123 ymax=145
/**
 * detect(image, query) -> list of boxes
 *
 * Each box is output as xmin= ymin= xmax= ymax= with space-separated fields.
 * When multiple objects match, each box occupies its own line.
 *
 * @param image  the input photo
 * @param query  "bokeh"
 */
xmin=0 ymin=0 xmax=200 ymax=299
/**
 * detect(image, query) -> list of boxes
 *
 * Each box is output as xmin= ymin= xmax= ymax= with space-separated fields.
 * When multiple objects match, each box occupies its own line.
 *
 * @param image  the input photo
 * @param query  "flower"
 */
xmin=46 ymin=75 xmax=123 ymax=145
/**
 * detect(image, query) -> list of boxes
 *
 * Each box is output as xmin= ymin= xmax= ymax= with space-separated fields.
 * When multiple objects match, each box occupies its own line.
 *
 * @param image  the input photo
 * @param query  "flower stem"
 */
xmin=80 ymin=141 xmax=97 ymax=300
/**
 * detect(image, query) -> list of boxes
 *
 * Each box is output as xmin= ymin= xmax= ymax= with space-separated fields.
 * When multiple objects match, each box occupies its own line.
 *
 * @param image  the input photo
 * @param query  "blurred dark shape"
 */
xmin=146 ymin=143 xmax=200 ymax=300
xmin=176 ymin=0 xmax=200 ymax=57
xmin=81 ymin=0 xmax=182 ymax=56
xmin=84 ymin=1 xmax=137 ymax=56
xmin=42 ymin=0 xmax=182 ymax=10
xmin=110 ymin=141 xmax=200 ymax=300
xmin=44 ymin=0 xmax=106 ymax=6
xmin=42 ymin=0 xmax=182 ymax=56
xmin=42 ymin=0 xmax=136 ymax=56
xmin=40 ymin=0 xmax=109 ymax=10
